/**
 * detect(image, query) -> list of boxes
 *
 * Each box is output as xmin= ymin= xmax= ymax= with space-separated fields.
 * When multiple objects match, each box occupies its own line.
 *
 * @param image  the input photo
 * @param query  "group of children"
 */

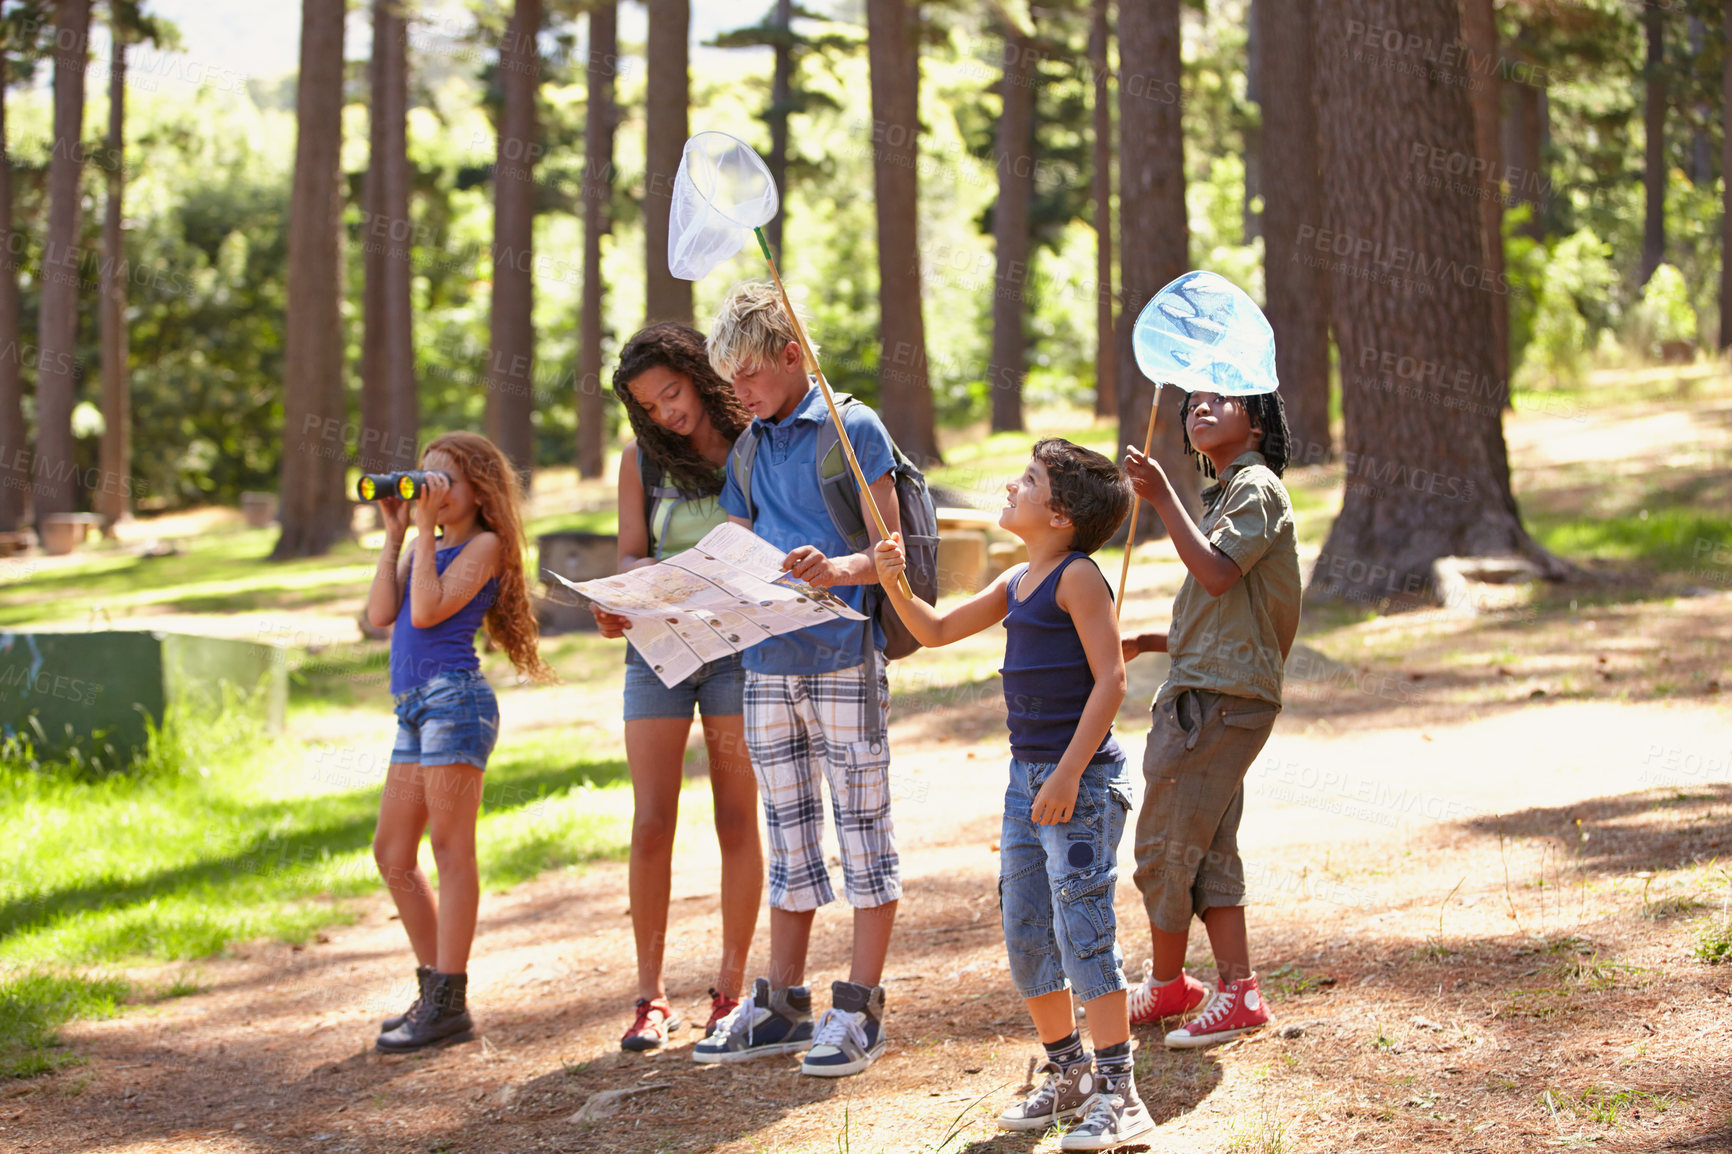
xmin=362 ymin=282 xmax=1300 ymax=1150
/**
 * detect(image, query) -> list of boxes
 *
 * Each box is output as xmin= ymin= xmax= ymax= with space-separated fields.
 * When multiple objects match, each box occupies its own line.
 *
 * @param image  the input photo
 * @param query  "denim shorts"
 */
xmin=391 ymin=669 xmax=500 ymax=770
xmin=623 ymin=646 xmax=745 ymax=721
xmin=999 ymin=756 xmax=1133 ymax=1004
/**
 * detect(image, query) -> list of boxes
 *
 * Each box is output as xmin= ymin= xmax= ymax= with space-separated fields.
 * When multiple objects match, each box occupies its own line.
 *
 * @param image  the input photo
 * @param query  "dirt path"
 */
xmin=7 ymin=688 xmax=1730 ymax=1154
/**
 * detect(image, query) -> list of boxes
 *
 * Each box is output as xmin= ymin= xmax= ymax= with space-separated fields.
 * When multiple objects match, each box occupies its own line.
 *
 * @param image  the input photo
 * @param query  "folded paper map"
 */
xmin=547 ymin=522 xmax=865 ymax=687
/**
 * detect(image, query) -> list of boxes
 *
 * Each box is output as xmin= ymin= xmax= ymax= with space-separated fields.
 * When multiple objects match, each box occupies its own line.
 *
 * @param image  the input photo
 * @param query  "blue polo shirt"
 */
xmin=719 ymin=384 xmax=895 ymax=675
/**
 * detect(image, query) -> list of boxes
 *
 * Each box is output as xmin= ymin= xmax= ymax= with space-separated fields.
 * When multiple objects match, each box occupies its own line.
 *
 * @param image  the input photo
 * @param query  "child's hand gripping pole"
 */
xmin=754 ymin=225 xmax=914 ymax=601
xmin=1115 ymin=383 xmax=1162 ymax=621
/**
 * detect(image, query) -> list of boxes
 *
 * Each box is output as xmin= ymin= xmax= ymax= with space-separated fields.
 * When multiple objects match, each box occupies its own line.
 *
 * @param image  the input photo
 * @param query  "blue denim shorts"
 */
xmin=623 ymin=646 xmax=745 ymax=721
xmin=999 ymin=756 xmax=1133 ymax=1003
xmin=391 ymin=669 xmax=500 ymax=770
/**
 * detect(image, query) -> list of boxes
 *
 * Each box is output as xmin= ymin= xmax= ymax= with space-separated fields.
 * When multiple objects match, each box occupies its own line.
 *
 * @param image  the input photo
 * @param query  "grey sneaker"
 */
xmin=691 ymin=978 xmax=813 ymax=1063
xmin=800 ymin=980 xmax=886 ymax=1077
xmin=1059 ymin=1076 xmax=1154 ymax=1151
xmin=998 ymin=1055 xmax=1097 ymax=1131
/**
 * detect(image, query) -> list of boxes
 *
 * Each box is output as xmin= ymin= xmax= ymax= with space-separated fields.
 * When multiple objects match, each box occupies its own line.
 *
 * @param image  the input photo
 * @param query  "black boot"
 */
xmin=375 ymin=971 xmax=474 ymax=1053
xmin=380 ymin=964 xmax=434 ymax=1033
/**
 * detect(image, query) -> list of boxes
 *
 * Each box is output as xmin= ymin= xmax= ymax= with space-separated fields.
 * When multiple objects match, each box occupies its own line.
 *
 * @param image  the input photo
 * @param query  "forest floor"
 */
xmin=3 ymin=370 xmax=1731 ymax=1153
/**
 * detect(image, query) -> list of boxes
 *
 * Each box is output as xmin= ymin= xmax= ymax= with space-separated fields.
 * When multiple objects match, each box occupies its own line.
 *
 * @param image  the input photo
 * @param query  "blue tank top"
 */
xmin=1001 ymin=552 xmax=1122 ymax=766
xmin=389 ymin=537 xmax=500 ymax=695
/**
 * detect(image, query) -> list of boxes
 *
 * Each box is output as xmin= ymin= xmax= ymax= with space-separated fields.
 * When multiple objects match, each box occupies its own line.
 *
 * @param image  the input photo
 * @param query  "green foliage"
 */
xmin=1633 ymin=262 xmax=1698 ymax=355
xmin=1513 ymin=229 xmax=1619 ymax=386
xmin=0 ymin=971 xmax=128 ymax=1079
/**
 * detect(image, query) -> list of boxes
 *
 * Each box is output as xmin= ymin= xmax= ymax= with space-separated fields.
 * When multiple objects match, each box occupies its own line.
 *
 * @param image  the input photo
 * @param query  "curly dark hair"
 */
xmin=1031 ymin=438 xmax=1133 ymax=555
xmin=612 ymin=322 xmax=753 ymax=497
xmin=1179 ymin=390 xmax=1291 ymax=479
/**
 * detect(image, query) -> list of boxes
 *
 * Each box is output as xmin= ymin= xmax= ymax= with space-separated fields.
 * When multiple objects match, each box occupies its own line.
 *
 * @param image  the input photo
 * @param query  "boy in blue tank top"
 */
xmin=875 ymin=440 xmax=1152 ymax=1153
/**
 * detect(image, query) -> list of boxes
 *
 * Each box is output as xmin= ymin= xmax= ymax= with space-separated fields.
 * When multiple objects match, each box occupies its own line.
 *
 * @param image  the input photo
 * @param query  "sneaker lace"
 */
xmin=1126 ymin=958 xmax=1156 ymax=1016
xmin=1187 ymin=988 xmax=1234 ymax=1033
xmin=810 ymin=1007 xmax=868 ymax=1053
xmin=712 ymin=994 xmax=758 ymax=1044
xmin=1076 ymin=1083 xmax=1124 ymax=1133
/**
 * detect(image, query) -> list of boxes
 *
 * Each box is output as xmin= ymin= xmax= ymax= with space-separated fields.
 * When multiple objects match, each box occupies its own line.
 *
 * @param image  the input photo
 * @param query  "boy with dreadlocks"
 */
xmin=1119 ymin=388 xmax=1300 ymax=1049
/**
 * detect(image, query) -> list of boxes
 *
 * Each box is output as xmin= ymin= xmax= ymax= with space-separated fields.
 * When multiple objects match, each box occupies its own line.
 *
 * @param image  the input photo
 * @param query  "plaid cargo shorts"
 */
xmin=743 ymin=654 xmax=900 ymax=912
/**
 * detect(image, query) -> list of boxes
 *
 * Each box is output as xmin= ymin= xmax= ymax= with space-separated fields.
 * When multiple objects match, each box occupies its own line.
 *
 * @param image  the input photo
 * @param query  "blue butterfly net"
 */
xmin=1132 ymin=270 xmax=1279 ymax=395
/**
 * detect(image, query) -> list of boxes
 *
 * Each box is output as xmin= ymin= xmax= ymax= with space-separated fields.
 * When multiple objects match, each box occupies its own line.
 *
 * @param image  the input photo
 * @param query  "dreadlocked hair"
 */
xmin=1179 ymin=390 xmax=1291 ymax=479
xmin=422 ymin=432 xmax=555 ymax=684
xmin=613 ymin=322 xmax=753 ymax=497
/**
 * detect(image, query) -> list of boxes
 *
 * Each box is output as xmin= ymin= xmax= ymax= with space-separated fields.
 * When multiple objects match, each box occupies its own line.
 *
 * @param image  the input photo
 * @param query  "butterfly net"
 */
xmin=667 ymin=132 xmax=780 ymax=281
xmin=1133 ymin=270 xmax=1279 ymax=395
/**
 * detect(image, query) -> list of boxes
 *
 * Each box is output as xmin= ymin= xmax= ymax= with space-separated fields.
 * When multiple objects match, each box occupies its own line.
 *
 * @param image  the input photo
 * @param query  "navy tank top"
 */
xmin=1001 ymin=552 xmax=1123 ymax=766
xmin=389 ymin=537 xmax=500 ymax=695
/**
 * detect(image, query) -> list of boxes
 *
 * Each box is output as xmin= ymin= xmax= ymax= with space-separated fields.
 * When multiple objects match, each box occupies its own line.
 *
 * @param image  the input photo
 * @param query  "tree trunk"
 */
xmin=988 ymin=11 xmax=1034 ymax=434
xmin=764 ymin=0 xmax=792 ymax=262
xmin=1641 ymin=3 xmax=1666 ymax=285
xmin=486 ymin=0 xmax=541 ymax=482
xmin=644 ymin=0 xmax=691 ymax=326
xmin=1115 ymin=0 xmax=1194 ymax=523
xmin=578 ymin=0 xmax=616 ymax=480
xmin=1458 ymin=0 xmax=1508 ymax=398
xmin=0 ymin=55 xmax=25 ymax=533
xmin=1500 ymin=24 xmax=1546 ymax=242
xmin=1722 ymin=0 xmax=1732 ymax=349
xmin=97 ymin=27 xmax=128 ymax=528
xmin=1256 ymin=0 xmax=1330 ymax=467
xmin=272 ymin=0 xmax=349 ymax=560
xmin=1242 ymin=0 xmax=1261 ymax=242
xmin=1313 ymin=0 xmax=1565 ymax=606
xmin=865 ymin=0 xmax=939 ymax=465
xmin=1090 ymin=0 xmax=1114 ymax=419
xmin=32 ymin=0 xmax=90 ymax=537
xmin=362 ymin=0 xmax=418 ymax=475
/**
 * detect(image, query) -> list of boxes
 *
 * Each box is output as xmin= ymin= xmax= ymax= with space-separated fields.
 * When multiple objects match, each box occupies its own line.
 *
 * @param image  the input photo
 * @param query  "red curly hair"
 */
xmin=423 ymin=432 xmax=554 ymax=683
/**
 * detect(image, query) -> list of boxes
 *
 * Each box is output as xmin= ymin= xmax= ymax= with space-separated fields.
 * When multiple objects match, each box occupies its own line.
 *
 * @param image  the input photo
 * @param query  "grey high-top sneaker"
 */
xmin=692 ymin=978 xmax=814 ymax=1063
xmin=1059 ymin=1071 xmax=1154 ymax=1151
xmin=801 ymin=980 xmax=886 ymax=1077
xmin=998 ymin=1054 xmax=1098 ymax=1131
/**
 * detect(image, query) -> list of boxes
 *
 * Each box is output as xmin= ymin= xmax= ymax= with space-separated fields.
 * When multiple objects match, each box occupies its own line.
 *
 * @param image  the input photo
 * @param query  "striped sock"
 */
xmin=1095 ymin=1039 xmax=1133 ymax=1090
xmin=1043 ymin=1030 xmax=1086 ymax=1068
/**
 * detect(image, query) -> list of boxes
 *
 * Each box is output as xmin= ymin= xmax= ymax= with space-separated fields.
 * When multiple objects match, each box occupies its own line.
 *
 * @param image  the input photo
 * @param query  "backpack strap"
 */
xmin=635 ymin=446 xmax=684 ymax=559
xmin=814 ymin=393 xmax=871 ymax=552
xmin=728 ymin=423 xmax=763 ymax=524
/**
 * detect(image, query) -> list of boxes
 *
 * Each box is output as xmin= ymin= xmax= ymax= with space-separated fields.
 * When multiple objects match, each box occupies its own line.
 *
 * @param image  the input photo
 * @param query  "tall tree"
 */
xmin=577 ymin=0 xmax=617 ymax=480
xmin=644 ymin=0 xmax=691 ymax=325
xmin=766 ymin=0 xmax=792 ymax=261
xmin=486 ymin=0 xmax=541 ymax=480
xmin=1242 ymin=0 xmax=1261 ymax=241
xmin=1313 ymin=0 xmax=1565 ymax=604
xmin=1459 ymin=0 xmax=1508 ymax=398
xmin=31 ymin=0 xmax=90 ymax=538
xmin=0 ymin=36 xmax=26 ymax=533
xmin=865 ymin=0 xmax=939 ymax=464
xmin=272 ymin=0 xmax=349 ymax=560
xmin=1116 ymin=0 xmax=1193 ymax=517
xmin=1256 ymin=0 xmax=1330 ymax=466
xmin=1722 ymin=0 xmax=1732 ymax=349
xmin=987 ymin=3 xmax=1035 ymax=434
xmin=1641 ymin=1 xmax=1666 ymax=283
xmin=97 ymin=8 xmax=129 ymax=528
xmin=1089 ymin=0 xmax=1114 ymax=419
xmin=360 ymin=0 xmax=418 ymax=476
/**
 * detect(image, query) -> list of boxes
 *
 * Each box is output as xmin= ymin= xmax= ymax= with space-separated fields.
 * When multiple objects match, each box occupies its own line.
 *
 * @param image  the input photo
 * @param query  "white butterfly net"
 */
xmin=667 ymin=132 xmax=780 ymax=281
xmin=1133 ymin=270 xmax=1279 ymax=395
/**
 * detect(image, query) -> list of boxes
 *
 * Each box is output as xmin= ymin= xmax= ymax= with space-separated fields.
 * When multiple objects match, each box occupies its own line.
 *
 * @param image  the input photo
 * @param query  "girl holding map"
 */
xmin=594 ymin=322 xmax=766 ymax=1052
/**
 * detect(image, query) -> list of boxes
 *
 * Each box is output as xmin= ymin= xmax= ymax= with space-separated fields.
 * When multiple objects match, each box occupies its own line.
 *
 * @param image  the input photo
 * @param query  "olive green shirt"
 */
xmin=1158 ymin=451 xmax=1301 ymax=708
xmin=650 ymin=470 xmax=728 ymax=559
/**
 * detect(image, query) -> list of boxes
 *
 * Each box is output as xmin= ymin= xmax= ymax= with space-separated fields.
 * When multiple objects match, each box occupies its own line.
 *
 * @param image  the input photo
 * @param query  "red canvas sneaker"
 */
xmin=1127 ymin=959 xmax=1213 ymax=1026
xmin=1163 ymin=973 xmax=1271 ymax=1049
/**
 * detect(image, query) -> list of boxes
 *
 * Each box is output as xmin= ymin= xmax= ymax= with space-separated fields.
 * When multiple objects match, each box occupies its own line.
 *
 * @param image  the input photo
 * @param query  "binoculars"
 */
xmin=356 ymin=470 xmax=449 ymax=502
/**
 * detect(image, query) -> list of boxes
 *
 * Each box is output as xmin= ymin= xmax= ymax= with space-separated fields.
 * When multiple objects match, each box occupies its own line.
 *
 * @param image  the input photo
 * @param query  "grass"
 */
xmin=1528 ymin=507 xmax=1732 ymax=575
xmin=0 ymin=971 xmax=129 ymax=1078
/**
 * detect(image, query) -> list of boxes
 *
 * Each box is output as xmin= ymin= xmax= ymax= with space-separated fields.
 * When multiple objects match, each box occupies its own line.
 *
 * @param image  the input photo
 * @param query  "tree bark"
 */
xmin=988 ymin=10 xmax=1034 ymax=434
xmin=486 ymin=0 xmax=541 ymax=482
xmin=1458 ymin=0 xmax=1508 ymax=398
xmin=0 ymin=54 xmax=25 ymax=533
xmin=865 ymin=0 xmax=939 ymax=465
xmin=764 ymin=0 xmax=792 ymax=262
xmin=1500 ymin=24 xmax=1545 ymax=241
xmin=97 ymin=25 xmax=128 ymax=528
xmin=644 ymin=0 xmax=691 ymax=326
xmin=1115 ymin=0 xmax=1194 ymax=523
xmin=273 ymin=0 xmax=349 ymax=560
xmin=1090 ymin=0 xmax=1114 ymax=419
xmin=1243 ymin=0 xmax=1261 ymax=242
xmin=32 ymin=0 xmax=90 ymax=537
xmin=362 ymin=0 xmax=418 ymax=475
xmin=1641 ymin=2 xmax=1666 ymax=285
xmin=1256 ymin=0 xmax=1330 ymax=467
xmin=1313 ymin=0 xmax=1564 ymax=606
xmin=578 ymin=0 xmax=616 ymax=480
xmin=1722 ymin=0 xmax=1732 ymax=348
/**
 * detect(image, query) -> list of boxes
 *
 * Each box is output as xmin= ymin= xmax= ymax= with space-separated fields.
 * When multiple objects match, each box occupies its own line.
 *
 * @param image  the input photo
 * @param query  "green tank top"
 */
xmin=649 ymin=468 xmax=728 ymax=559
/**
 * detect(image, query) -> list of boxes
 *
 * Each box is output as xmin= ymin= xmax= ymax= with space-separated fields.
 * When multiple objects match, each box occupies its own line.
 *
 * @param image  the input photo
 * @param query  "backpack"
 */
xmin=635 ymin=447 xmax=689 ymax=560
xmin=730 ymin=392 xmax=940 ymax=665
